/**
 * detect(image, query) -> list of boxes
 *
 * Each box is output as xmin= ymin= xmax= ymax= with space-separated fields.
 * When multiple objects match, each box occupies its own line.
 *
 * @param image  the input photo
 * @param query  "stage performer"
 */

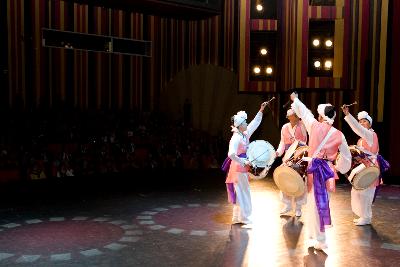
xmin=276 ymin=109 xmax=308 ymax=217
xmin=221 ymin=101 xmax=268 ymax=226
xmin=341 ymin=106 xmax=390 ymax=226
xmin=290 ymin=93 xmax=351 ymax=251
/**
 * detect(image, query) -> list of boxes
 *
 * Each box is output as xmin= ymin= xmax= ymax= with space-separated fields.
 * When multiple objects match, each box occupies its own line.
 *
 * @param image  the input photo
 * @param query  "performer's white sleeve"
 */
xmin=228 ymin=134 xmax=246 ymax=166
xmin=300 ymin=122 xmax=308 ymax=144
xmin=335 ymin=134 xmax=352 ymax=174
xmin=276 ymin=126 xmax=286 ymax=157
xmin=291 ymin=98 xmax=316 ymax=134
xmin=344 ymin=113 xmax=374 ymax=147
xmin=246 ymin=111 xmax=263 ymax=138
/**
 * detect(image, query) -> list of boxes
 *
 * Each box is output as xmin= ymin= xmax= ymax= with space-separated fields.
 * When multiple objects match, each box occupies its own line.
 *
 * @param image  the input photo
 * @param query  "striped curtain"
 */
xmin=6 ymin=0 xmax=237 ymax=111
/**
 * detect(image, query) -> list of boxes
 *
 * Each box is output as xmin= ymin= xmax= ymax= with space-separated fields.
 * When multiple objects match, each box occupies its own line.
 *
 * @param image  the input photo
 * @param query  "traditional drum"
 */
xmin=282 ymin=140 xmax=299 ymax=163
xmin=337 ymin=145 xmax=379 ymax=190
xmin=246 ymin=140 xmax=276 ymax=180
xmin=273 ymin=145 xmax=309 ymax=197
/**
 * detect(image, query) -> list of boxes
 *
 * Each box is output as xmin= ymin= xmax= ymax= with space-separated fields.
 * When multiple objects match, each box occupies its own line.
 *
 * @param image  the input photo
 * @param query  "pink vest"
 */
xmin=307 ymin=121 xmax=344 ymax=191
xmin=225 ymin=134 xmax=249 ymax=183
xmin=282 ymin=121 xmax=308 ymax=146
xmin=308 ymin=122 xmax=343 ymax=162
xmin=357 ymin=130 xmax=380 ymax=187
xmin=357 ymin=131 xmax=379 ymax=156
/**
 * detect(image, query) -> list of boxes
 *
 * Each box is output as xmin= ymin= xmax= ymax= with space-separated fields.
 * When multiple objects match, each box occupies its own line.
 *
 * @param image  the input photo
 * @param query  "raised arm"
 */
xmin=343 ymin=113 xmax=374 ymax=147
xmin=290 ymin=96 xmax=316 ymax=134
xmin=247 ymin=101 xmax=268 ymax=138
xmin=335 ymin=134 xmax=352 ymax=174
xmin=246 ymin=112 xmax=263 ymax=138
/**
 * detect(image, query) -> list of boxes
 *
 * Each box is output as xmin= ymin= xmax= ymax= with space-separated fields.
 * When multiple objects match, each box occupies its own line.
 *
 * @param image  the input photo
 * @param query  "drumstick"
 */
xmin=343 ymin=101 xmax=357 ymax=107
xmin=263 ymin=97 xmax=275 ymax=106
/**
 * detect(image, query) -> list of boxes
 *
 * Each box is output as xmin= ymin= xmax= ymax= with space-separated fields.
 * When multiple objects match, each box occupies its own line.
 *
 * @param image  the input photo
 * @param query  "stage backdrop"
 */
xmin=4 ymin=0 xmax=399 ymax=178
xmin=5 ymin=0 xmax=237 ymax=111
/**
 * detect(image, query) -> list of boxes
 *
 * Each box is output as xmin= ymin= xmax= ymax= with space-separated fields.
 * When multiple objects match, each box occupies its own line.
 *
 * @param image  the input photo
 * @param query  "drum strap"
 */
xmin=313 ymin=127 xmax=337 ymax=158
xmin=355 ymin=145 xmax=377 ymax=158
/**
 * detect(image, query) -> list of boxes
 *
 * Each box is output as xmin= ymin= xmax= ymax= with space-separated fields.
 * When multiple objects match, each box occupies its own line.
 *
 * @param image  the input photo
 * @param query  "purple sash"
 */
xmin=221 ymin=157 xmax=232 ymax=173
xmin=377 ymin=154 xmax=390 ymax=177
xmin=307 ymin=158 xmax=334 ymax=232
xmin=221 ymin=153 xmax=247 ymax=173
xmin=373 ymin=154 xmax=390 ymax=203
xmin=222 ymin=153 xmax=247 ymax=204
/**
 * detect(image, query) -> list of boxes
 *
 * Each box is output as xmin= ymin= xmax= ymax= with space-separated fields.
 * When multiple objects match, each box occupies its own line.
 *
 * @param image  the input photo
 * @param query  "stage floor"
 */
xmin=0 ymin=174 xmax=399 ymax=267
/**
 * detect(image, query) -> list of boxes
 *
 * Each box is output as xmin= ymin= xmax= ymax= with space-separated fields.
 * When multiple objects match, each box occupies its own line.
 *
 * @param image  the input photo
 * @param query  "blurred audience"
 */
xmin=0 ymin=108 xmax=227 ymax=181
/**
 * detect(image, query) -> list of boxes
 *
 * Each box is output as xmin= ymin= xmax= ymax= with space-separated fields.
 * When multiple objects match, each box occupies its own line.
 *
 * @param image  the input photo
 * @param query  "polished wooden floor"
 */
xmin=0 ymin=171 xmax=399 ymax=266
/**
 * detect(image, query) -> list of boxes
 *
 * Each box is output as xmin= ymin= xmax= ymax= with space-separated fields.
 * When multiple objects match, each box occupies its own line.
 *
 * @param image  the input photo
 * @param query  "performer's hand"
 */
xmin=244 ymin=160 xmax=252 ymax=172
xmin=341 ymin=105 xmax=350 ymax=116
xmin=275 ymin=151 xmax=280 ymax=157
xmin=290 ymin=92 xmax=298 ymax=101
xmin=259 ymin=101 xmax=268 ymax=112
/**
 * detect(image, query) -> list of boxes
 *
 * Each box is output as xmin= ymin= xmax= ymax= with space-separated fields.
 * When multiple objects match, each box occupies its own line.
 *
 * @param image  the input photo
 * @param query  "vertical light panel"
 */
xmin=239 ymin=0 xmax=246 ymax=90
xmin=377 ymin=0 xmax=388 ymax=122
xmin=333 ymin=19 xmax=343 ymax=77
xmin=295 ymin=0 xmax=303 ymax=87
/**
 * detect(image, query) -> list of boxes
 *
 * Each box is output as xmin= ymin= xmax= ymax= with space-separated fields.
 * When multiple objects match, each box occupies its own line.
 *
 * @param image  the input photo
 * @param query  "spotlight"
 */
xmin=256 ymin=4 xmax=263 ymax=11
xmin=324 ymin=60 xmax=332 ymax=69
xmin=312 ymin=39 xmax=320 ymax=47
xmin=253 ymin=66 xmax=261 ymax=74
xmin=313 ymin=60 xmax=321 ymax=69
xmin=325 ymin=39 xmax=333 ymax=48
xmin=266 ymin=67 xmax=273 ymax=75
xmin=260 ymin=48 xmax=268 ymax=55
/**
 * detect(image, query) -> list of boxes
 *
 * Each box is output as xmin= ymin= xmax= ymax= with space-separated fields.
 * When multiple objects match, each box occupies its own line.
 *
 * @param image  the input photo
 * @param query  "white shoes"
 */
xmin=280 ymin=206 xmax=302 ymax=217
xmin=280 ymin=206 xmax=292 ymax=215
xmin=232 ymin=218 xmax=252 ymax=225
xmin=354 ymin=218 xmax=371 ymax=226
xmin=241 ymin=223 xmax=253 ymax=229
xmin=232 ymin=219 xmax=241 ymax=224
xmin=314 ymin=242 xmax=328 ymax=251
xmin=295 ymin=209 xmax=302 ymax=217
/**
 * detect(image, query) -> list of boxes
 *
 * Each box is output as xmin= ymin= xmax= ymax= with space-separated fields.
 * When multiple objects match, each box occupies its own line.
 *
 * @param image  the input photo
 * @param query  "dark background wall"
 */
xmin=2 ymin=0 xmax=399 ymax=182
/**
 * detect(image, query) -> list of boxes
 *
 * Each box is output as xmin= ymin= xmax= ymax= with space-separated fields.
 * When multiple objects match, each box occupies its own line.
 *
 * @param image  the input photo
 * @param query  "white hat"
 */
xmin=357 ymin=111 xmax=372 ymax=125
xmin=286 ymin=109 xmax=295 ymax=117
xmin=317 ymin=103 xmax=336 ymax=125
xmin=233 ymin=111 xmax=247 ymax=127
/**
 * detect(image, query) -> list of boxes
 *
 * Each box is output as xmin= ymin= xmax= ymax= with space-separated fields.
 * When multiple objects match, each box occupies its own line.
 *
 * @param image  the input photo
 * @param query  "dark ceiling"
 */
xmin=65 ymin=0 xmax=223 ymax=20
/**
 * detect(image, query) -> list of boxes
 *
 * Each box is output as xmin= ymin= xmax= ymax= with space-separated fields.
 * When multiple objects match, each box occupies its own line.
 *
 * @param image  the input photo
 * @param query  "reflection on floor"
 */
xmin=0 ymin=172 xmax=399 ymax=267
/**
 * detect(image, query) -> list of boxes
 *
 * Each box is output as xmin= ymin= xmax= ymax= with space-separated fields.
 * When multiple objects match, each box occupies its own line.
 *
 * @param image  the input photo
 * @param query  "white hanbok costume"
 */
xmin=225 ymin=111 xmax=263 ymax=224
xmin=276 ymin=110 xmax=308 ymax=214
xmin=291 ymin=98 xmax=351 ymax=250
xmin=344 ymin=111 xmax=380 ymax=225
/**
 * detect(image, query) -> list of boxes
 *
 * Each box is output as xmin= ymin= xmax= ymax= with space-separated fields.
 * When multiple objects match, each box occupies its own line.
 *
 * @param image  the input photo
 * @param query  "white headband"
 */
xmin=357 ymin=111 xmax=372 ymax=125
xmin=286 ymin=109 xmax=295 ymax=117
xmin=317 ymin=104 xmax=335 ymax=125
xmin=233 ymin=111 xmax=247 ymax=127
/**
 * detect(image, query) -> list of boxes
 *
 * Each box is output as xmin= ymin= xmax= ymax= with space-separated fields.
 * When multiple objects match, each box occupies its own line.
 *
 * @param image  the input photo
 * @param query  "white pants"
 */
xmin=351 ymin=186 xmax=376 ymax=220
xmin=306 ymin=188 xmax=329 ymax=246
xmin=232 ymin=173 xmax=252 ymax=223
xmin=280 ymin=191 xmax=307 ymax=210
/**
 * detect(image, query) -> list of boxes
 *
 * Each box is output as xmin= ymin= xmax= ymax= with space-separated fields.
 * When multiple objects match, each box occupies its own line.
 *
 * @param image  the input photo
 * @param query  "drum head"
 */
xmin=352 ymin=166 xmax=380 ymax=190
xmin=273 ymin=165 xmax=305 ymax=197
xmin=282 ymin=140 xmax=299 ymax=163
xmin=247 ymin=140 xmax=276 ymax=168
